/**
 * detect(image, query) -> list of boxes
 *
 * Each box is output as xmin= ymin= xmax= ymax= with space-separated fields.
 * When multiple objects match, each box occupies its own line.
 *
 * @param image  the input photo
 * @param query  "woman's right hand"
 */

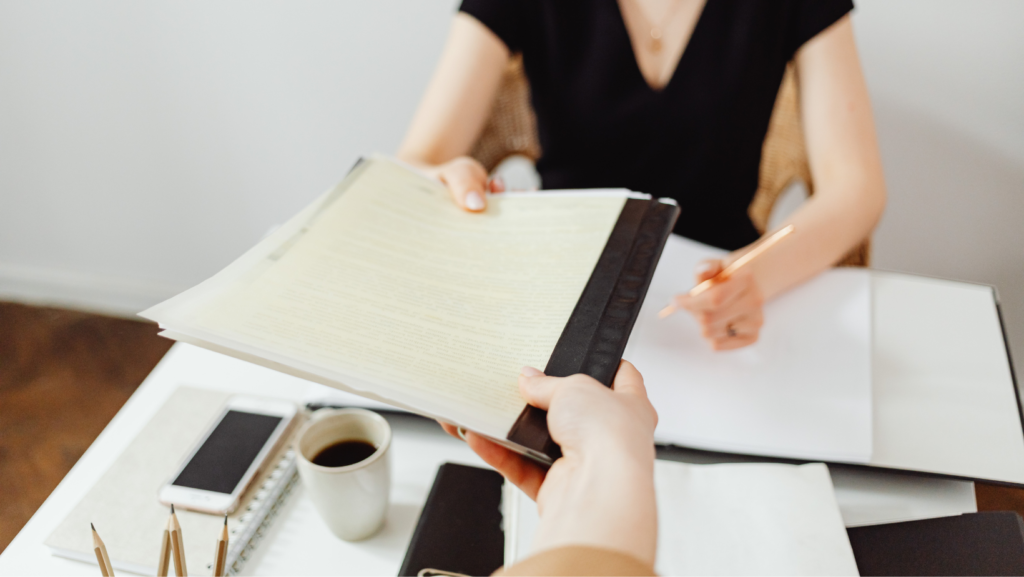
xmin=425 ymin=156 xmax=504 ymax=212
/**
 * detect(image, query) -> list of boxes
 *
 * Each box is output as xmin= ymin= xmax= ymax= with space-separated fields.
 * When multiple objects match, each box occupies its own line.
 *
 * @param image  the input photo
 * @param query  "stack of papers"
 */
xmin=141 ymin=158 xmax=643 ymax=445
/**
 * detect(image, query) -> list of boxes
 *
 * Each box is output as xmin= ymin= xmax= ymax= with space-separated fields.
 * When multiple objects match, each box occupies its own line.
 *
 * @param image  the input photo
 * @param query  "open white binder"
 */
xmin=629 ymin=235 xmax=1024 ymax=487
xmin=626 ymin=235 xmax=874 ymax=464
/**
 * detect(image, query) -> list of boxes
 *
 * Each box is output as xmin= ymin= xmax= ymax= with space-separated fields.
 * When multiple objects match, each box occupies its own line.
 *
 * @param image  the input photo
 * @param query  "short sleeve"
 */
xmin=459 ymin=0 xmax=528 ymax=54
xmin=787 ymin=0 xmax=854 ymax=56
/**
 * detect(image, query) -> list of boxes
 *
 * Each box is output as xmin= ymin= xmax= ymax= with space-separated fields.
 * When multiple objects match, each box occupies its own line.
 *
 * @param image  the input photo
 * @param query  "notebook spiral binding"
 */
xmin=203 ymin=447 xmax=301 ymax=576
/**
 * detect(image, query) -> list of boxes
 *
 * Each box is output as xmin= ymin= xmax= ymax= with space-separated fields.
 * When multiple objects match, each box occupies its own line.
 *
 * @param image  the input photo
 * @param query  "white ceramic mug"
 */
xmin=296 ymin=408 xmax=392 ymax=541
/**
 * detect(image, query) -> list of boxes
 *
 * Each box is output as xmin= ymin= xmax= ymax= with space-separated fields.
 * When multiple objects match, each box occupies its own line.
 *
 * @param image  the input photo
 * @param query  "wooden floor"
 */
xmin=0 ymin=301 xmax=1021 ymax=556
xmin=0 ymin=302 xmax=172 ymax=553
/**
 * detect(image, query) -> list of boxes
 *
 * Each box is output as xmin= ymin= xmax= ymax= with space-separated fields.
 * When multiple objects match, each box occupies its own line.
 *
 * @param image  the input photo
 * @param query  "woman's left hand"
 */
xmin=673 ymin=259 xmax=764 ymax=350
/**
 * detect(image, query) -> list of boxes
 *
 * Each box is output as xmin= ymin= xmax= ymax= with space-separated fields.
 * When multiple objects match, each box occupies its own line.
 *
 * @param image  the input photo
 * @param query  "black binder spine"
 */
xmin=506 ymin=198 xmax=679 ymax=463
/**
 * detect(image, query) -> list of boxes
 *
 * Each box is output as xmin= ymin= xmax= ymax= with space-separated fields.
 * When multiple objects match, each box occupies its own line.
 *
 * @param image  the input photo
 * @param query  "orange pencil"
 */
xmin=658 ymin=224 xmax=795 ymax=319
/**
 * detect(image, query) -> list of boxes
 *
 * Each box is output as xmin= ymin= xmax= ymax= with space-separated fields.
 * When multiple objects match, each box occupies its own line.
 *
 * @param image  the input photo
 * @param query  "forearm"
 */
xmin=749 ymin=15 xmax=886 ymax=301
xmin=749 ymin=176 xmax=884 ymax=300
xmin=397 ymin=13 xmax=508 ymax=167
xmin=532 ymin=448 xmax=658 ymax=565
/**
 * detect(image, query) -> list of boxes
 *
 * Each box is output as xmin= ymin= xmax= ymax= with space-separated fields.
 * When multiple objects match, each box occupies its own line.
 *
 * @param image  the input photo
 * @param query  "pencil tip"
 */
xmin=91 ymin=522 xmax=96 ymax=531
xmin=224 ymin=515 xmax=228 ymax=525
xmin=170 ymin=504 xmax=175 ymax=514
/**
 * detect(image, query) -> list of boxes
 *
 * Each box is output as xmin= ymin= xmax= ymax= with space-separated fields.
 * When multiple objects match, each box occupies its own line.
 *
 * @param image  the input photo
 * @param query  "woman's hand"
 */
xmin=673 ymin=258 xmax=765 ymax=350
xmin=423 ymin=156 xmax=505 ymax=212
xmin=448 ymin=361 xmax=659 ymax=565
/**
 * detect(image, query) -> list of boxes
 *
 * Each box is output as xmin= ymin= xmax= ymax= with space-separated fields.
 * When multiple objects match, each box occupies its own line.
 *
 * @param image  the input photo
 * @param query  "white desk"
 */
xmin=0 ymin=344 xmax=489 ymax=576
xmin=0 ymin=339 xmax=979 ymax=575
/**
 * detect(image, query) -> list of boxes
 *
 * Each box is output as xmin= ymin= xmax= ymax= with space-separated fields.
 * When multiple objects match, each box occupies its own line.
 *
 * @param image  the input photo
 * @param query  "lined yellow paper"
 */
xmin=193 ymin=160 xmax=625 ymax=431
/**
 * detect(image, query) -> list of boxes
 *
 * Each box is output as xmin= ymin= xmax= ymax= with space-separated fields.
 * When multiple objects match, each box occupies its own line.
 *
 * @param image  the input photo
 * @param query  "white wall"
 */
xmin=1 ymin=1 xmax=1021 ymax=377
xmin=0 ymin=0 xmax=457 ymax=312
xmin=852 ymin=0 xmax=1024 ymax=381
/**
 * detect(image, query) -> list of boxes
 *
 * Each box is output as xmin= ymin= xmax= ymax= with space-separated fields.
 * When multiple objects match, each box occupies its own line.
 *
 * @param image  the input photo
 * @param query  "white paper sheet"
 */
xmin=869 ymin=273 xmax=1024 ymax=484
xmin=505 ymin=461 xmax=859 ymax=576
xmin=625 ymin=235 xmax=873 ymax=463
xmin=829 ymin=466 xmax=976 ymax=527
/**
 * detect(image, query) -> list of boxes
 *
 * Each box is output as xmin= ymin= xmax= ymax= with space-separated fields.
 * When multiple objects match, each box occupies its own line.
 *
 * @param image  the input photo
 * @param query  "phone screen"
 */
xmin=172 ymin=410 xmax=283 ymax=495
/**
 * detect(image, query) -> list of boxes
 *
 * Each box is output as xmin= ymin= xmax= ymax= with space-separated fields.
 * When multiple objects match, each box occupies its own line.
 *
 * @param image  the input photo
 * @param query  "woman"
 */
xmin=398 ymin=0 xmax=886 ymax=350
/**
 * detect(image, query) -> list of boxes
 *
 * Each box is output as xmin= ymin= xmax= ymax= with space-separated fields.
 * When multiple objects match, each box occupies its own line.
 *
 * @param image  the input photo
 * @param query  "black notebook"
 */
xmin=142 ymin=157 xmax=679 ymax=465
xmin=399 ymin=463 xmax=505 ymax=577
xmin=848 ymin=511 xmax=1024 ymax=576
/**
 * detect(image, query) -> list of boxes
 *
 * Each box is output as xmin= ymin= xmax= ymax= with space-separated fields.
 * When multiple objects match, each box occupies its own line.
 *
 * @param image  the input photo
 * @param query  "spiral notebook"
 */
xmin=45 ymin=387 xmax=302 ymax=576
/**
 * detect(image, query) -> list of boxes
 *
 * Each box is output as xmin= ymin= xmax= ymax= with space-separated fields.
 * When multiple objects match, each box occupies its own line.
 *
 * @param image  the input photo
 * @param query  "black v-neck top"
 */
xmin=459 ymin=0 xmax=853 ymax=250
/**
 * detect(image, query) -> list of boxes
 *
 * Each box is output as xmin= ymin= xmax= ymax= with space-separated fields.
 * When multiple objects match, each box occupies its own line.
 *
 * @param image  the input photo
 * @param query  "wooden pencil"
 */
xmin=157 ymin=508 xmax=172 ymax=577
xmin=213 ymin=515 xmax=229 ymax=577
xmin=658 ymin=224 xmax=796 ymax=319
xmin=169 ymin=504 xmax=188 ymax=577
xmin=90 ymin=523 xmax=115 ymax=577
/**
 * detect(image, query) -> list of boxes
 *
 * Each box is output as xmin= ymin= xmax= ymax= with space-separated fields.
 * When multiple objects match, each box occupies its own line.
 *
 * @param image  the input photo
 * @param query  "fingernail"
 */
xmin=520 ymin=366 xmax=544 ymax=377
xmin=491 ymin=176 xmax=505 ymax=190
xmin=465 ymin=191 xmax=485 ymax=211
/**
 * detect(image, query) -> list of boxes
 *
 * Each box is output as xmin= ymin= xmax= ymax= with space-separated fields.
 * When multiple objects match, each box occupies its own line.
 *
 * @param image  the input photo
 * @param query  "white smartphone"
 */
xmin=159 ymin=396 xmax=297 ymax=515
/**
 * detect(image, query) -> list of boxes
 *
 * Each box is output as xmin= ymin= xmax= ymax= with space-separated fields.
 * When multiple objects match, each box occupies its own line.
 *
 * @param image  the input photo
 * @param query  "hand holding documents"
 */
xmin=142 ymin=157 xmax=679 ymax=462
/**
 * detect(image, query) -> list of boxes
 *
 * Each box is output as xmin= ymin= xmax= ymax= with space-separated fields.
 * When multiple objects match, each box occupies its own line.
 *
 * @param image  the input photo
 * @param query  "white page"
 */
xmin=829 ymin=467 xmax=976 ymax=527
xmin=506 ymin=461 xmax=858 ymax=576
xmin=503 ymin=463 xmax=974 ymax=553
xmin=655 ymin=462 xmax=858 ymax=576
xmin=869 ymin=273 xmax=1024 ymax=484
xmin=625 ymin=235 xmax=873 ymax=463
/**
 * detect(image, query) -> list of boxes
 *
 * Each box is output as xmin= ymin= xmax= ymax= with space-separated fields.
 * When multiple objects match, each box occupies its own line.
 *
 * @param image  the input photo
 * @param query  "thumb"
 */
xmin=694 ymin=259 xmax=723 ymax=283
xmin=611 ymin=360 xmax=646 ymax=399
xmin=518 ymin=366 xmax=559 ymax=410
xmin=613 ymin=360 xmax=658 ymax=428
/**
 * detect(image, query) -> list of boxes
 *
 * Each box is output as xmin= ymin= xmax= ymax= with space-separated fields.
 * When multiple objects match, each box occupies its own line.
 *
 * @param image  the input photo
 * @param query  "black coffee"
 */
xmin=312 ymin=440 xmax=378 ymax=467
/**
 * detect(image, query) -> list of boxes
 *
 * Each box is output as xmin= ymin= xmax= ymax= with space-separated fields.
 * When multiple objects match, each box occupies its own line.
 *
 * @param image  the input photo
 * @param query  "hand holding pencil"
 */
xmin=660 ymin=225 xmax=794 ymax=351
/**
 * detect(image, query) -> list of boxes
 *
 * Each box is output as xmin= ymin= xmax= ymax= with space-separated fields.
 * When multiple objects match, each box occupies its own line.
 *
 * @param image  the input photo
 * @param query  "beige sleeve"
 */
xmin=495 ymin=545 xmax=656 ymax=576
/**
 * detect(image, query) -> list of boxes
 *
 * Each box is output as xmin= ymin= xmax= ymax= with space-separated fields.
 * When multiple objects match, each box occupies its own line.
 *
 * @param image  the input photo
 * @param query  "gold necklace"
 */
xmin=632 ymin=0 xmax=687 ymax=53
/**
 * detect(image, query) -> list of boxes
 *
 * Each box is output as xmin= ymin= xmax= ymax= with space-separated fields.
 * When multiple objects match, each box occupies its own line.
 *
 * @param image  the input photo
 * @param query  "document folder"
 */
xmin=847 ymin=511 xmax=1024 ymax=576
xmin=398 ymin=463 xmax=505 ymax=577
xmin=508 ymin=196 xmax=679 ymax=460
xmin=142 ymin=157 xmax=679 ymax=465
